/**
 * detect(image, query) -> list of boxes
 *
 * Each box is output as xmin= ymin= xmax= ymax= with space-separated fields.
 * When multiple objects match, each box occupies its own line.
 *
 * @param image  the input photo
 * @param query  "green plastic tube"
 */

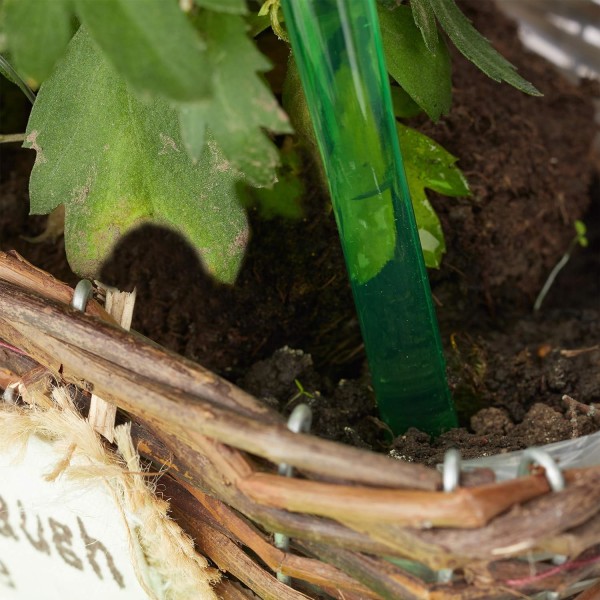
xmin=280 ymin=0 xmax=457 ymax=435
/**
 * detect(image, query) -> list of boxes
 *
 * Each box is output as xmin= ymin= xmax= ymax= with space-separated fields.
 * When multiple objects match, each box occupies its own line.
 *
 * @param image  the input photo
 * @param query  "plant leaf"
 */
xmin=574 ymin=220 xmax=588 ymax=248
xmin=390 ymin=85 xmax=422 ymax=119
xmin=409 ymin=0 xmax=438 ymax=53
xmin=246 ymin=140 xmax=304 ymax=219
xmin=188 ymin=12 xmax=292 ymax=187
xmin=378 ymin=5 xmax=451 ymax=121
xmin=24 ymin=28 xmax=248 ymax=284
xmin=397 ymin=123 xmax=469 ymax=268
xmin=194 ymin=0 xmax=247 ymax=14
xmin=285 ymin=57 xmax=396 ymax=282
xmin=3 ymin=0 xmax=74 ymax=85
xmin=178 ymin=104 xmax=207 ymax=162
xmin=75 ymin=0 xmax=211 ymax=102
xmin=283 ymin=59 xmax=464 ymax=271
xmin=290 ymin=56 xmax=399 ymax=283
xmin=423 ymin=0 xmax=541 ymax=96
xmin=246 ymin=11 xmax=271 ymax=38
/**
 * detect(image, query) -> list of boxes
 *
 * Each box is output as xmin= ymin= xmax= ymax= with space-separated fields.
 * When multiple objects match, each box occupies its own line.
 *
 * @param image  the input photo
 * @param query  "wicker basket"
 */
xmin=1 ymin=250 xmax=599 ymax=599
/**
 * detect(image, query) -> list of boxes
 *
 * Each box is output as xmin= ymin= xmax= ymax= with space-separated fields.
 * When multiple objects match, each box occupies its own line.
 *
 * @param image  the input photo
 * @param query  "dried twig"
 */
xmin=0 ymin=133 xmax=26 ymax=144
xmin=2 ymin=254 xmax=600 ymax=598
xmin=561 ymin=345 xmax=600 ymax=358
xmin=88 ymin=287 xmax=137 ymax=442
xmin=0 ymin=281 xmax=441 ymax=491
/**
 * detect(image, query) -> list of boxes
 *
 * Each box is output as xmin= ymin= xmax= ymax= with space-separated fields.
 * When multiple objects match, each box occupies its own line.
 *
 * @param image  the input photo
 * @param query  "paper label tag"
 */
xmin=0 ymin=435 xmax=150 ymax=599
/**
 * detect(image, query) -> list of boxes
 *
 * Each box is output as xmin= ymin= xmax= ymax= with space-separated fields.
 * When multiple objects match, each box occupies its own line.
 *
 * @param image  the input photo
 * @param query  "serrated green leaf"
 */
xmin=423 ymin=0 xmax=541 ymax=96
xmin=25 ymin=28 xmax=248 ymax=284
xmin=194 ymin=0 xmax=247 ymax=14
xmin=344 ymin=188 xmax=396 ymax=283
xmin=409 ymin=0 xmax=438 ymax=54
xmin=3 ymin=0 xmax=74 ymax=85
xmin=378 ymin=5 xmax=451 ymax=121
xmin=75 ymin=0 xmax=211 ymax=103
xmin=397 ymin=123 xmax=469 ymax=268
xmin=188 ymin=12 xmax=292 ymax=187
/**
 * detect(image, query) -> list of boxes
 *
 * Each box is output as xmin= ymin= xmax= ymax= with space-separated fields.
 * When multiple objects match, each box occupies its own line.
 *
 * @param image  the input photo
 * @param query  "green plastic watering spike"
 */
xmin=280 ymin=0 xmax=457 ymax=435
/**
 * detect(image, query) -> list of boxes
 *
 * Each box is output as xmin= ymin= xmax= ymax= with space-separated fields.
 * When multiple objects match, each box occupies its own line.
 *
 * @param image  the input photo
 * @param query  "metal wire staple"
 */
xmin=437 ymin=448 xmax=462 ymax=583
xmin=443 ymin=448 xmax=462 ymax=493
xmin=518 ymin=447 xmax=568 ymax=582
xmin=517 ymin=447 xmax=566 ymax=492
xmin=275 ymin=403 xmax=313 ymax=585
xmin=71 ymin=280 xmax=93 ymax=313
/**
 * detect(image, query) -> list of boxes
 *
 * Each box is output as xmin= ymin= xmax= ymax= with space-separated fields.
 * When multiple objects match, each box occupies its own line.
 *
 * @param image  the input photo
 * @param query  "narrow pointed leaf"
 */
xmin=24 ymin=28 xmax=248 ymax=284
xmin=409 ymin=0 xmax=439 ymax=54
xmin=3 ymin=0 xmax=74 ymax=85
xmin=424 ymin=0 xmax=541 ymax=96
xmin=75 ymin=0 xmax=211 ymax=102
xmin=378 ymin=5 xmax=451 ymax=121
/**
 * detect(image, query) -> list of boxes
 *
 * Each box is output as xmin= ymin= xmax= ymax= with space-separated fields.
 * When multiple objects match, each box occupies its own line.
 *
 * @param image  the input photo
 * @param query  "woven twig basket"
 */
xmin=0 ymin=250 xmax=599 ymax=600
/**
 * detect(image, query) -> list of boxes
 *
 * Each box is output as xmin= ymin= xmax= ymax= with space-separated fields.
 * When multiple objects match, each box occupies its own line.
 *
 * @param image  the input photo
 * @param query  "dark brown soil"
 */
xmin=0 ymin=1 xmax=598 ymax=465
xmin=421 ymin=0 xmax=598 ymax=324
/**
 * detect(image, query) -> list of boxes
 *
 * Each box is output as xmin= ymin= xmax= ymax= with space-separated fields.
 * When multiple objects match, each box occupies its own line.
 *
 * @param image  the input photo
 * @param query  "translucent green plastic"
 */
xmin=281 ymin=0 xmax=457 ymax=435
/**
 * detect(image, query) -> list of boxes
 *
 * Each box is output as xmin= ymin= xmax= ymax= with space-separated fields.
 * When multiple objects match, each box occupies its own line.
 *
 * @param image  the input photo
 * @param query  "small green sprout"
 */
xmin=575 ymin=220 xmax=589 ymax=248
xmin=286 ymin=379 xmax=315 ymax=408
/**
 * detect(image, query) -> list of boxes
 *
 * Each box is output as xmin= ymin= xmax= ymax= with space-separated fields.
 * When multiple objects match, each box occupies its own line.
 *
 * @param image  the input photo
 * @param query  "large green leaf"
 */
xmin=378 ymin=5 xmax=451 ymax=121
xmin=24 ymin=28 xmax=248 ymax=284
xmin=3 ymin=0 xmax=73 ymax=85
xmin=397 ymin=123 xmax=470 ymax=268
xmin=75 ymin=0 xmax=211 ymax=102
xmin=181 ymin=12 xmax=292 ymax=186
xmin=418 ymin=0 xmax=541 ymax=96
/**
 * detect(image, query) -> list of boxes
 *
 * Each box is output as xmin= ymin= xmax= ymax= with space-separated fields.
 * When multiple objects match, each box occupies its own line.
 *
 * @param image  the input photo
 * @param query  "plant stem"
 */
xmin=0 ymin=133 xmax=26 ymax=144
xmin=0 ymin=54 xmax=36 ymax=105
